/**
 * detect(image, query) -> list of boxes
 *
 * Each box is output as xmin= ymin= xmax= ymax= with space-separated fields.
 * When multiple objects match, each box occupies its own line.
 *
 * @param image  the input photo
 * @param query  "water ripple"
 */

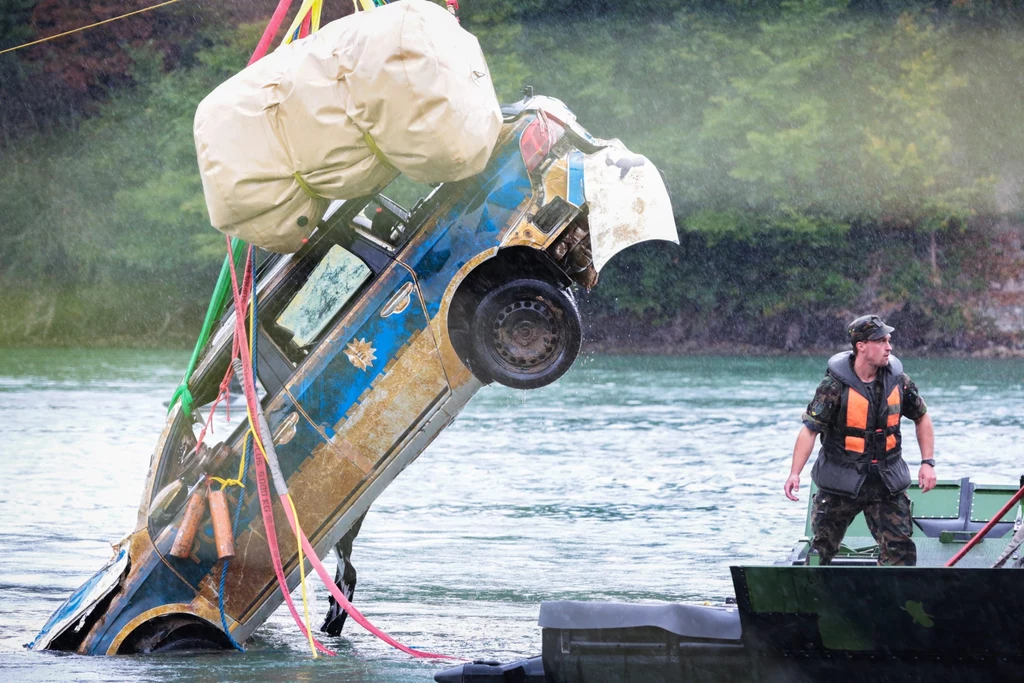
xmin=2 ymin=351 xmax=1023 ymax=680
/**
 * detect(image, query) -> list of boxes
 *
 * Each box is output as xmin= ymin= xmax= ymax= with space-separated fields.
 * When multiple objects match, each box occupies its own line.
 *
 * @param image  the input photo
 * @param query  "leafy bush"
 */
xmin=0 ymin=4 xmax=1021 ymax=348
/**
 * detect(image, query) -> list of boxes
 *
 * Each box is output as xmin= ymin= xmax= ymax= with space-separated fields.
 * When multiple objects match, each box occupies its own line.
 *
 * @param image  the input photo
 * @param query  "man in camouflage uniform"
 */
xmin=783 ymin=315 xmax=936 ymax=566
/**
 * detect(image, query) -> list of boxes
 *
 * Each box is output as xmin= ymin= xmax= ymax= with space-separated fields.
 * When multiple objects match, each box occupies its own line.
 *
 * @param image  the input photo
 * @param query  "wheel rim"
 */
xmin=489 ymin=297 xmax=564 ymax=374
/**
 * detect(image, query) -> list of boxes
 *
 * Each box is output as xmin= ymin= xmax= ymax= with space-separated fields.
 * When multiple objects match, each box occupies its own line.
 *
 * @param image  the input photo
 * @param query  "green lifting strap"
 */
xmin=168 ymin=238 xmax=249 ymax=415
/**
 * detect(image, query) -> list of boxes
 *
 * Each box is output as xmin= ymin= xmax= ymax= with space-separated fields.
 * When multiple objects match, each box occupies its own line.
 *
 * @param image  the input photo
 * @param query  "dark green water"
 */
xmin=1 ymin=350 xmax=1023 ymax=681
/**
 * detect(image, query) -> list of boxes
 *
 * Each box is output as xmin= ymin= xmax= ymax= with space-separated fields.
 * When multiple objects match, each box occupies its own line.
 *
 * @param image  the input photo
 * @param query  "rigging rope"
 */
xmin=225 ymin=236 xmax=456 ymax=660
xmin=245 ymin=258 xmax=318 ymax=658
xmin=217 ymin=433 xmax=250 ymax=652
xmin=169 ymin=239 xmax=246 ymax=416
xmin=228 ymin=241 xmax=460 ymax=663
xmin=226 ymin=240 xmax=334 ymax=657
xmin=0 ymin=0 xmax=189 ymax=56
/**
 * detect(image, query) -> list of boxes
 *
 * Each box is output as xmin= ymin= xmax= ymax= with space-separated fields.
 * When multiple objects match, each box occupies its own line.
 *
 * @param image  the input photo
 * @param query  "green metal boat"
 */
xmin=438 ymin=477 xmax=1024 ymax=682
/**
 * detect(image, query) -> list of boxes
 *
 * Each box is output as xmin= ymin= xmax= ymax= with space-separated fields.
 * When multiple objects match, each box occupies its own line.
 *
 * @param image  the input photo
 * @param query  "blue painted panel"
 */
xmin=78 ymin=129 xmax=535 ymax=657
xmin=263 ymin=392 xmax=328 ymax=487
xmin=87 ymin=549 xmax=199 ymax=655
xmin=401 ymin=141 xmax=532 ymax=319
xmin=568 ymin=150 xmax=585 ymax=207
xmin=140 ymin=263 xmax=436 ymax=611
xmin=293 ymin=267 xmax=425 ymax=434
xmin=29 ymin=548 xmax=128 ymax=650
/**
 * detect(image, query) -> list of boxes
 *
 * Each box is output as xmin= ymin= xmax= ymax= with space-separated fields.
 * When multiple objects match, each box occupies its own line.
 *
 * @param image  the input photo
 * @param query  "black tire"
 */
xmin=470 ymin=278 xmax=582 ymax=390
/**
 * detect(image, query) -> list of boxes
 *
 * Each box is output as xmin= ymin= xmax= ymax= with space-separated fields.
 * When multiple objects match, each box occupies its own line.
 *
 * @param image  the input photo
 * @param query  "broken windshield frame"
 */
xmin=356 ymin=174 xmax=441 ymax=246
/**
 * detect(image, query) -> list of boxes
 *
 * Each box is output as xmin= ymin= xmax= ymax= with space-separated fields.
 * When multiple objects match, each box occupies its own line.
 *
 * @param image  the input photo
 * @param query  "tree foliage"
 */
xmin=0 ymin=1 xmax=1022 ymax=348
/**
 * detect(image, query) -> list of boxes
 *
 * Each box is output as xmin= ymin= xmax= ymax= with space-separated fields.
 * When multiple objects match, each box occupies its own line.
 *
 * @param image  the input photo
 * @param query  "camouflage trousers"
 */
xmin=810 ymin=475 xmax=917 ymax=566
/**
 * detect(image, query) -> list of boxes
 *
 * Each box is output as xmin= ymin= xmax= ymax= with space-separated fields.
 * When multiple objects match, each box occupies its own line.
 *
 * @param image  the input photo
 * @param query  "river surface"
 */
xmin=1 ymin=349 xmax=1022 ymax=682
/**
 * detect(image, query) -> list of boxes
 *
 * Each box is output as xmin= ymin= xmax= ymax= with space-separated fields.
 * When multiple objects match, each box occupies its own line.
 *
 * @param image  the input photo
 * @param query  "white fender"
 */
xmin=582 ymin=140 xmax=679 ymax=272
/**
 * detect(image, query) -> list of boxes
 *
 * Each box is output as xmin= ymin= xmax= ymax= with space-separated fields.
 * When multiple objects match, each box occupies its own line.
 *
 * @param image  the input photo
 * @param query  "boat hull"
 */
xmin=438 ymin=477 xmax=1024 ymax=682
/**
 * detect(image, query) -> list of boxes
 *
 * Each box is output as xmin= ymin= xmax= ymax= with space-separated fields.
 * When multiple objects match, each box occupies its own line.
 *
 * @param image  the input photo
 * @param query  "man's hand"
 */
xmin=919 ymin=464 xmax=936 ymax=493
xmin=784 ymin=473 xmax=801 ymax=501
xmin=786 ymin=426 xmax=816 ymax=502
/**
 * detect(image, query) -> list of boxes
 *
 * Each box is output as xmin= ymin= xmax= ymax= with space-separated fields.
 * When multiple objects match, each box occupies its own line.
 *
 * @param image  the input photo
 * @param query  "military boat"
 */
xmin=437 ymin=477 xmax=1024 ymax=682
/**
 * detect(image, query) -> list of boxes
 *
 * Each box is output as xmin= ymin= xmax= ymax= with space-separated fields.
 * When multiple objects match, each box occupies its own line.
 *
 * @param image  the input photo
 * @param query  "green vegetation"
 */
xmin=0 ymin=26 xmax=264 ymax=345
xmin=0 ymin=0 xmax=1022 ymax=349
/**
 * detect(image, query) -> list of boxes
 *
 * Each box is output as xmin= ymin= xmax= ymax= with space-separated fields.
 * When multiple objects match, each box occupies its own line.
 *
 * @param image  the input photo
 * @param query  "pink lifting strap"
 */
xmin=248 ymin=0 xmax=294 ymax=65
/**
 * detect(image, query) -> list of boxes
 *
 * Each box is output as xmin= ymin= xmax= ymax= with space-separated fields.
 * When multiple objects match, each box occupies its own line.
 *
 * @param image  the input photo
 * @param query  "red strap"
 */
xmin=252 ymin=440 xmax=336 ymax=655
xmin=446 ymin=0 xmax=460 ymax=22
xmin=226 ymin=240 xmax=454 ymax=658
xmin=298 ymin=12 xmax=312 ymax=40
xmin=280 ymin=498 xmax=458 ymax=660
xmin=249 ymin=0 xmax=294 ymax=65
xmin=228 ymin=244 xmax=334 ymax=656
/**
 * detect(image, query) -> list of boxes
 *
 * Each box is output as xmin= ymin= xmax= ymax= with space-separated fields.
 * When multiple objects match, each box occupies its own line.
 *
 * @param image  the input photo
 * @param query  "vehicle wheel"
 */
xmin=118 ymin=615 xmax=233 ymax=654
xmin=470 ymin=278 xmax=582 ymax=390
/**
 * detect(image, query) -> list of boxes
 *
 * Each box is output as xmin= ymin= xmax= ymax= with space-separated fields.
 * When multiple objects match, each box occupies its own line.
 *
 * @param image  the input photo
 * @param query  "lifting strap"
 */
xmin=281 ymin=0 xmax=325 ymax=47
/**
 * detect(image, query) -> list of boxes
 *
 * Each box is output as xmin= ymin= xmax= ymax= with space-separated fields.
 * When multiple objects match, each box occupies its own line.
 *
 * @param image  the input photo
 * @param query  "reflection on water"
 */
xmin=1 ymin=349 xmax=1022 ymax=681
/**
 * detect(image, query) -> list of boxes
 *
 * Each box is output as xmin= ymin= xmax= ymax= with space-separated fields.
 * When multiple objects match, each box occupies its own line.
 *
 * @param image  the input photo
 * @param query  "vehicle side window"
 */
xmin=265 ymin=244 xmax=372 ymax=362
xmin=276 ymin=246 xmax=371 ymax=346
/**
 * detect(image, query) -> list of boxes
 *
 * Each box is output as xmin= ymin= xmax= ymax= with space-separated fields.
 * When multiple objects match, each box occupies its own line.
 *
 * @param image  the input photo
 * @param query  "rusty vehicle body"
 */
xmin=29 ymin=93 xmax=678 ymax=655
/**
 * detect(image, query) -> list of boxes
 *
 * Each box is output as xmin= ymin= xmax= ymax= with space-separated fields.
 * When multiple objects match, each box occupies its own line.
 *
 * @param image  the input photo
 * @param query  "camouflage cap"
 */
xmin=848 ymin=314 xmax=895 ymax=343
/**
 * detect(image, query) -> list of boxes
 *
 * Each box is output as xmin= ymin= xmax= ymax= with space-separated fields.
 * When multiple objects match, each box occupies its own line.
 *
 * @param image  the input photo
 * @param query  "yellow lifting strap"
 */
xmin=292 ymin=132 xmax=393 ymax=200
xmin=362 ymin=131 xmax=395 ymax=169
xmin=281 ymin=0 xmax=325 ymax=47
xmin=292 ymin=172 xmax=327 ymax=200
xmin=312 ymin=0 xmax=324 ymax=31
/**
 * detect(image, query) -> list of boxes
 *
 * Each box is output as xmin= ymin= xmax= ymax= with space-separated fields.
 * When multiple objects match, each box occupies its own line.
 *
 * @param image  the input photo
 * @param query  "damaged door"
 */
xmin=219 ymin=221 xmax=452 ymax=634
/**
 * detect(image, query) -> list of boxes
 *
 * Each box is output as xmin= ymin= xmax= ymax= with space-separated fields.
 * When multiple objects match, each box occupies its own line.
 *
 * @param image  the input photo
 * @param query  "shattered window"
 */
xmin=275 ymin=245 xmax=371 ymax=347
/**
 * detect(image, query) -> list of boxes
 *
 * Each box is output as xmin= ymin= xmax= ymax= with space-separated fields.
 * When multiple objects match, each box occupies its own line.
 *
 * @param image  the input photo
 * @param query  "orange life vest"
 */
xmin=811 ymin=351 xmax=911 ymax=496
xmin=840 ymin=381 xmax=902 ymax=457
